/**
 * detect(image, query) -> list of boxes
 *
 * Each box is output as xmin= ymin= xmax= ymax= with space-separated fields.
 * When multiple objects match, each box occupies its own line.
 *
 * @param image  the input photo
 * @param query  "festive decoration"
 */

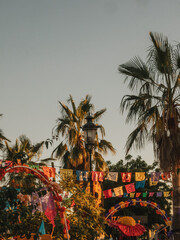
xmin=76 ymin=170 xmax=89 ymax=181
xmin=103 ymin=189 xmax=112 ymax=199
xmin=105 ymin=199 xmax=171 ymax=227
xmin=0 ymin=162 xmax=174 ymax=183
xmin=108 ymin=216 xmax=146 ymax=237
xmin=135 ymin=172 xmax=145 ymax=181
xmin=91 ymin=171 xmax=104 ymax=182
xmin=106 ymin=172 xmax=118 ymax=182
xmin=135 ymin=180 xmax=146 ymax=189
xmin=118 ymin=216 xmax=136 ymax=226
xmin=125 ymin=183 xmax=135 ymax=193
xmin=38 ymin=221 xmax=46 ymax=235
xmin=0 ymin=164 xmax=70 ymax=239
xmin=114 ymin=186 xmax=123 ymax=196
xmin=121 ymin=172 xmax=132 ymax=182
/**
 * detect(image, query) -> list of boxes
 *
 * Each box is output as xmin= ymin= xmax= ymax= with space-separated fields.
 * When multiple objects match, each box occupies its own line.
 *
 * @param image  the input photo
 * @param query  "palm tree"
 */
xmin=3 ymin=135 xmax=45 ymax=192
xmin=49 ymin=95 xmax=116 ymax=171
xmin=5 ymin=134 xmax=44 ymax=164
xmin=118 ymin=32 xmax=180 ymax=238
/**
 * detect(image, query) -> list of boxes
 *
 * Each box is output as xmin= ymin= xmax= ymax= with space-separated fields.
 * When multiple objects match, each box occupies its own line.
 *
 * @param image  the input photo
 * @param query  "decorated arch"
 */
xmin=0 ymin=164 xmax=70 ymax=239
xmin=105 ymin=199 xmax=171 ymax=226
xmin=105 ymin=199 xmax=171 ymax=238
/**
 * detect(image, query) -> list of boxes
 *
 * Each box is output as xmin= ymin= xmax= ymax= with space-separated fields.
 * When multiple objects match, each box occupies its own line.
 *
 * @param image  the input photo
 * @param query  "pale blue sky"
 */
xmin=1 ymin=0 xmax=180 ymax=165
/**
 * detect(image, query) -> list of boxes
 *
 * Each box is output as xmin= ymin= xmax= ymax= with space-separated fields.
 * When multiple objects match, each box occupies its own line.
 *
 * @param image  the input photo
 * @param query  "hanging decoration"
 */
xmin=108 ymin=216 xmax=146 ymax=237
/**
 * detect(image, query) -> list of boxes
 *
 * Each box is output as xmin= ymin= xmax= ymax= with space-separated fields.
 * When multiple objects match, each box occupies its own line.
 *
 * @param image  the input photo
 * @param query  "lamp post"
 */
xmin=82 ymin=113 xmax=99 ymax=193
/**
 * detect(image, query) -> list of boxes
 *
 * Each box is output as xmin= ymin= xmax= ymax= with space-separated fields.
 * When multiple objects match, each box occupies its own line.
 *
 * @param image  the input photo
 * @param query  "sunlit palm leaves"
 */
xmin=4 ymin=135 xmax=44 ymax=163
xmin=119 ymin=32 xmax=180 ymax=172
xmin=51 ymin=95 xmax=116 ymax=171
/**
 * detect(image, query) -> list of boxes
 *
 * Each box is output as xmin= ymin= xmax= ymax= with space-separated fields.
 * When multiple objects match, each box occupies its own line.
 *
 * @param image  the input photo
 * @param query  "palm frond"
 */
xmin=173 ymin=44 xmax=180 ymax=69
xmin=68 ymin=128 xmax=77 ymax=145
xmin=148 ymin=32 xmax=173 ymax=74
xmin=67 ymin=94 xmax=77 ymax=116
xmin=55 ymin=117 xmax=70 ymax=137
xmin=96 ymin=124 xmax=105 ymax=138
xmin=98 ymin=139 xmax=116 ymax=154
xmin=62 ymin=151 xmax=71 ymax=168
xmin=31 ymin=141 xmax=44 ymax=154
xmin=93 ymin=108 xmax=106 ymax=121
xmin=51 ymin=142 xmax=68 ymax=159
xmin=118 ymin=56 xmax=150 ymax=90
xmin=121 ymin=94 xmax=150 ymax=122
xmin=78 ymin=94 xmax=93 ymax=115
xmin=0 ymin=129 xmax=10 ymax=142
xmin=40 ymin=157 xmax=57 ymax=162
xmin=125 ymin=123 xmax=148 ymax=155
xmin=94 ymin=151 xmax=107 ymax=171
xmin=59 ymin=101 xmax=73 ymax=120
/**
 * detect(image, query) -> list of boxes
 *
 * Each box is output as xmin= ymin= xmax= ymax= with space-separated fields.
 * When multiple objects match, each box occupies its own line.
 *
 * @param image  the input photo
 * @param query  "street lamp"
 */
xmin=82 ymin=113 xmax=99 ymax=193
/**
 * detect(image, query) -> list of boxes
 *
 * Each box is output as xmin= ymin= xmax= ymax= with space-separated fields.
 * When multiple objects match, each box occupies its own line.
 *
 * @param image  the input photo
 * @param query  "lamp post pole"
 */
xmin=82 ymin=113 xmax=99 ymax=194
xmin=88 ymin=147 xmax=93 ymax=193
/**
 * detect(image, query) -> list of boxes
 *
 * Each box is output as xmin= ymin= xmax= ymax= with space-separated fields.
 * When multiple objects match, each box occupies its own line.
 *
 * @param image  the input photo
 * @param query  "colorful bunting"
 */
xmin=42 ymin=166 xmax=56 ymax=178
xmin=76 ymin=170 xmax=89 ymax=181
xmin=136 ymin=192 xmax=141 ymax=198
xmin=103 ymin=189 xmax=112 ymax=199
xmin=125 ymin=183 xmax=135 ymax=193
xmin=151 ymin=172 xmax=161 ymax=181
xmin=106 ymin=172 xmax=118 ymax=182
xmin=142 ymin=192 xmax=147 ymax=198
xmin=164 ymin=192 xmax=170 ymax=197
xmin=129 ymin=193 xmax=135 ymax=198
xmin=149 ymin=178 xmax=158 ymax=186
xmin=135 ymin=180 xmax=146 ymax=189
xmin=135 ymin=172 xmax=145 ymax=181
xmin=156 ymin=192 xmax=162 ymax=197
xmin=92 ymin=171 xmax=104 ymax=182
xmin=121 ymin=172 xmax=132 ymax=183
xmin=114 ymin=186 xmax=123 ymax=196
xmin=60 ymin=169 xmax=73 ymax=180
xmin=123 ymin=193 xmax=128 ymax=198
xmin=149 ymin=192 xmax=155 ymax=197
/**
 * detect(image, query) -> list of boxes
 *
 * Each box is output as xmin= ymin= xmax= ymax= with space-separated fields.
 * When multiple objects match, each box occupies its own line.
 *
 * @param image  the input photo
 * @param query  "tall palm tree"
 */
xmin=118 ymin=32 xmax=180 ymax=238
xmin=49 ymin=95 xmax=116 ymax=170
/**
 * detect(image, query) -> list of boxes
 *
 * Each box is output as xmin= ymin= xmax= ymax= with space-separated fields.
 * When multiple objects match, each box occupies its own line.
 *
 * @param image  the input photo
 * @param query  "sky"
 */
xmin=1 ymin=0 xmax=180 ymax=166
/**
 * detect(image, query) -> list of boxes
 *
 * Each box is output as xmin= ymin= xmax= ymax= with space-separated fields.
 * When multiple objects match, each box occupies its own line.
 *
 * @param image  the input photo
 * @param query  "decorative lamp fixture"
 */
xmin=82 ymin=113 xmax=99 ymax=151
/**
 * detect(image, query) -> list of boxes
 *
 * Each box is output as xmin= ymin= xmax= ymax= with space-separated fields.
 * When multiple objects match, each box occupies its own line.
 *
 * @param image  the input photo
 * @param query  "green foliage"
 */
xmin=0 ymin=187 xmax=43 ymax=238
xmin=60 ymin=176 xmax=106 ymax=240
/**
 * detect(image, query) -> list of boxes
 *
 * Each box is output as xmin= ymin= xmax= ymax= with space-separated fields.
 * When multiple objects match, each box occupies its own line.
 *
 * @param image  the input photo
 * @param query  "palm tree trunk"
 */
xmin=172 ymin=163 xmax=180 ymax=240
